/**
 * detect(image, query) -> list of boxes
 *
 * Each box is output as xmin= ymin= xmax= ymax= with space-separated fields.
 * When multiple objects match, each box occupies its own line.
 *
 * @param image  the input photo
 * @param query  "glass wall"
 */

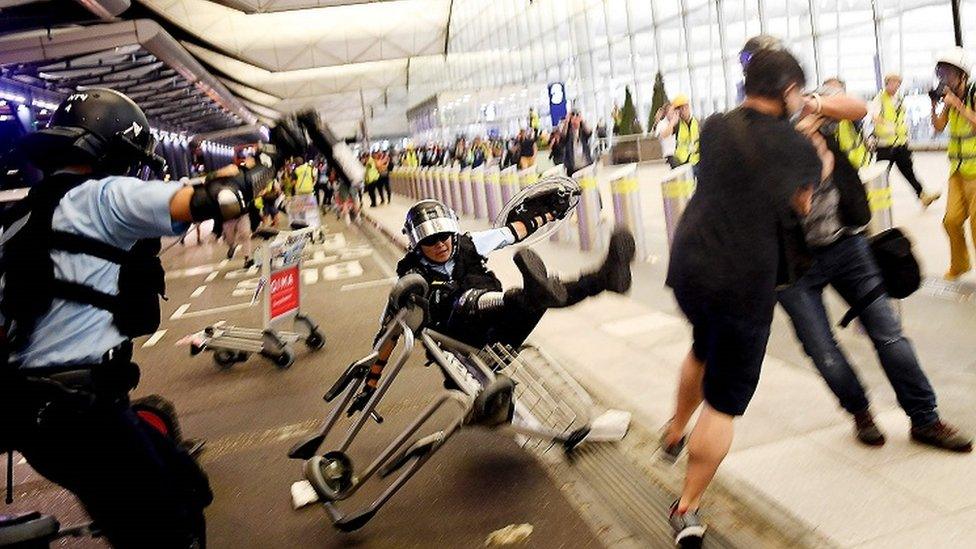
xmin=408 ymin=0 xmax=971 ymax=142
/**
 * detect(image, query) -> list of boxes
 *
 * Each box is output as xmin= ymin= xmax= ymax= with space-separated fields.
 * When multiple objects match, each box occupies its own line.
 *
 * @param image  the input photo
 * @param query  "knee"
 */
xmin=943 ymin=211 xmax=967 ymax=230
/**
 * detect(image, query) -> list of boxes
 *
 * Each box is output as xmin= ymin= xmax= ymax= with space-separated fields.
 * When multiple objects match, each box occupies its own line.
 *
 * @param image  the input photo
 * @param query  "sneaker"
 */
xmin=911 ymin=421 xmax=973 ymax=453
xmin=944 ymin=268 xmax=969 ymax=282
xmin=920 ymin=191 xmax=941 ymax=209
xmin=659 ymin=426 xmax=687 ymax=464
xmin=669 ymin=500 xmax=705 ymax=548
xmin=853 ymin=410 xmax=886 ymax=446
xmin=598 ymin=229 xmax=637 ymax=294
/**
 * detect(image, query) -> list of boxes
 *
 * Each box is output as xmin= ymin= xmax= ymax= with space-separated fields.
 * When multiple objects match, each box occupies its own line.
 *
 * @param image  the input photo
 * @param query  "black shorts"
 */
xmin=674 ymin=291 xmax=772 ymax=416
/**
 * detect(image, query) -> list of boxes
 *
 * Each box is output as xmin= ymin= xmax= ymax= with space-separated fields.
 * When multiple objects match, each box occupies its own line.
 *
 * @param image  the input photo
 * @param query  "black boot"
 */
xmin=600 ymin=229 xmax=636 ymax=293
xmin=512 ymin=249 xmax=567 ymax=309
xmin=562 ymin=229 xmax=636 ymax=306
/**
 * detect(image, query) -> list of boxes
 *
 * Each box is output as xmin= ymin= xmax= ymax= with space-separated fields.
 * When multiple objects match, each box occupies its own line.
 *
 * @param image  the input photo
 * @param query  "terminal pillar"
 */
xmin=471 ymin=166 xmax=487 ymax=219
xmin=611 ymin=164 xmax=647 ymax=260
xmin=574 ymin=165 xmax=602 ymax=252
xmin=661 ymin=164 xmax=697 ymax=249
xmin=485 ymin=165 xmax=502 ymax=222
xmin=460 ymin=167 xmax=474 ymax=217
xmin=500 ymin=166 xmax=519 ymax=208
xmin=519 ymin=167 xmax=539 ymax=189
xmin=454 ymin=166 xmax=470 ymax=216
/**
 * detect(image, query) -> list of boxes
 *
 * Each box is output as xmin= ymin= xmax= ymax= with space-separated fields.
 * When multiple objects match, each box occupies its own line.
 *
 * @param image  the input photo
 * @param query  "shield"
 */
xmin=492 ymin=174 xmax=581 ymax=246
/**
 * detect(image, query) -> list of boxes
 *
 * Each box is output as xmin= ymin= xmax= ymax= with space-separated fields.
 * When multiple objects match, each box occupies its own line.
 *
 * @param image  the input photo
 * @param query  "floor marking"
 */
xmin=302 ymin=268 xmax=319 ymax=285
xmin=190 ymin=285 xmax=207 ymax=298
xmin=177 ymin=302 xmax=253 ymax=319
xmin=142 ymin=329 xmax=167 ymax=348
xmin=218 ymin=259 xmax=229 ymax=268
xmin=170 ymin=304 xmax=191 ymax=320
xmin=205 ymin=272 xmax=219 ymax=282
xmin=370 ymin=249 xmax=397 ymax=278
xmin=341 ymin=277 xmax=397 ymax=291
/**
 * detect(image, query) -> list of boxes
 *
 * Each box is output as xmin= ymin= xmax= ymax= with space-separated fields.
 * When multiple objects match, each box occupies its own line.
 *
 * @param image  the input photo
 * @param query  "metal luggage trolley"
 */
xmin=189 ymin=226 xmax=326 ymax=369
xmin=288 ymin=275 xmax=630 ymax=532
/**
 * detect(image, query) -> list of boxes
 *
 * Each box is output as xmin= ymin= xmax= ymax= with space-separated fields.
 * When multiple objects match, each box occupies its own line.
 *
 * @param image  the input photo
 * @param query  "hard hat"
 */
xmin=936 ymin=46 xmax=972 ymax=76
xmin=19 ymin=88 xmax=163 ymax=175
xmin=403 ymin=199 xmax=460 ymax=252
xmin=671 ymin=95 xmax=690 ymax=108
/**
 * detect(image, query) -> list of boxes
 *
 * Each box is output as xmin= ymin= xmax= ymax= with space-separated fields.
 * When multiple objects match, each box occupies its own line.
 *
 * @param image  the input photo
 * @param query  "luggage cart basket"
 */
xmin=189 ymin=226 xmax=326 ymax=369
xmin=288 ymin=274 xmax=630 ymax=532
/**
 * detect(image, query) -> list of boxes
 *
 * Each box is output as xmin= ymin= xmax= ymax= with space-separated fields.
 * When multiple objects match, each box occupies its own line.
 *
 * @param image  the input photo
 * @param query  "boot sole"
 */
xmin=605 ymin=229 xmax=637 ymax=293
xmin=514 ymin=249 xmax=567 ymax=305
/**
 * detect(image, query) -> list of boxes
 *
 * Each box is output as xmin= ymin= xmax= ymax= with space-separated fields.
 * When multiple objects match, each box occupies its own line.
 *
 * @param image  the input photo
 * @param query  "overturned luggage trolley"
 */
xmin=288 ymin=275 xmax=630 ymax=531
xmin=189 ymin=226 xmax=325 ymax=369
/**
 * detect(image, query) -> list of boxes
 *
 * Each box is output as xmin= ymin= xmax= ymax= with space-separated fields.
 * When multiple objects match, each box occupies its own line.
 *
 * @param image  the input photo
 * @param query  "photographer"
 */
xmin=0 ymin=89 xmax=256 ymax=547
xmin=931 ymin=47 xmax=976 ymax=281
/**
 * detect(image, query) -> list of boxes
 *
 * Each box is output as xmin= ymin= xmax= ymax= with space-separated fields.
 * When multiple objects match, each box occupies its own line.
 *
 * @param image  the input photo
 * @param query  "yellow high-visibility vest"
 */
xmin=948 ymin=83 xmax=976 ymax=179
xmin=873 ymin=91 xmax=908 ymax=147
xmin=836 ymin=120 xmax=870 ymax=169
xmin=674 ymin=118 xmax=700 ymax=166
xmin=294 ymin=163 xmax=315 ymax=194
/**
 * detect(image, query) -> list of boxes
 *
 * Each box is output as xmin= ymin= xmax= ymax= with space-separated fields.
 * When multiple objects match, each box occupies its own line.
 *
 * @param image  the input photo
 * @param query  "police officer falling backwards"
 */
xmin=391 ymin=197 xmax=636 ymax=352
xmin=0 ymin=89 xmax=256 ymax=548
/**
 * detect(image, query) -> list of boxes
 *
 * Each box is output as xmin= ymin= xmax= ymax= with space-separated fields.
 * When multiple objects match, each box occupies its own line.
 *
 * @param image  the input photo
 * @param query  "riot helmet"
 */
xmin=19 ymin=88 xmax=164 ymax=176
xmin=403 ymin=199 xmax=461 ymax=257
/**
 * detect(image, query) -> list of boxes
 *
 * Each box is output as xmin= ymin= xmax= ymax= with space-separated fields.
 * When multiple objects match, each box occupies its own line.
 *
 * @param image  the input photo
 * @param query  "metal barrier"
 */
xmin=438 ymin=167 xmax=451 ymax=207
xmin=661 ymin=164 xmax=696 ymax=248
xmin=485 ymin=165 xmax=502 ymax=221
xmin=451 ymin=166 xmax=466 ymax=215
xmin=500 ymin=165 xmax=519 ymax=206
xmin=420 ymin=167 xmax=431 ymax=200
xmin=610 ymin=164 xmax=647 ymax=260
xmin=460 ymin=167 xmax=474 ymax=217
xmin=861 ymin=163 xmax=893 ymax=236
xmin=470 ymin=167 xmax=485 ymax=219
xmin=519 ymin=167 xmax=539 ymax=189
xmin=573 ymin=165 xmax=602 ymax=251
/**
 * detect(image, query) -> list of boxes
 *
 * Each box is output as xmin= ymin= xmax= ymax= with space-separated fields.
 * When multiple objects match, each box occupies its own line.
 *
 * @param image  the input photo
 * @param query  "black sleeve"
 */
xmin=766 ymin=123 xmax=822 ymax=210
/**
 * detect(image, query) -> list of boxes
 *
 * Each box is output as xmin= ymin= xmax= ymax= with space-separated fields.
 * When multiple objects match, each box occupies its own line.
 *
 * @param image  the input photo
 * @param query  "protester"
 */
xmin=661 ymin=48 xmax=821 ymax=547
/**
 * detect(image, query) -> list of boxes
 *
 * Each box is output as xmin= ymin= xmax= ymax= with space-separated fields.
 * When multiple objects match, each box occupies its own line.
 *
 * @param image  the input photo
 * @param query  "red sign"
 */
xmin=269 ymin=265 xmax=300 ymax=321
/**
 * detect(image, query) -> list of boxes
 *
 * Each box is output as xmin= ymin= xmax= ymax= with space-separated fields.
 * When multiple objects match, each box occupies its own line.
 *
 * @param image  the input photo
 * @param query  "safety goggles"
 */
xmin=419 ymin=233 xmax=453 ymax=247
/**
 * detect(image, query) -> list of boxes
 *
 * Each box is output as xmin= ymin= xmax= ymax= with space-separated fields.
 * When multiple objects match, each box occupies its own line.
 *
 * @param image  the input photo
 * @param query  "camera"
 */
xmin=928 ymin=82 xmax=948 ymax=101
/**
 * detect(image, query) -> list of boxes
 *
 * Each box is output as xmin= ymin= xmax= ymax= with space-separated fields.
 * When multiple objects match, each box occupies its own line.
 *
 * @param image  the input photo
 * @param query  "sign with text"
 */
xmin=269 ymin=265 xmax=300 ymax=322
xmin=548 ymin=82 xmax=568 ymax=126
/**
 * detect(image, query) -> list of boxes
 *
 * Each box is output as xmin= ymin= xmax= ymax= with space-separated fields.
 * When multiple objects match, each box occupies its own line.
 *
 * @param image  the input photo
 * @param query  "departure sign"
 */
xmin=548 ymin=82 xmax=568 ymax=126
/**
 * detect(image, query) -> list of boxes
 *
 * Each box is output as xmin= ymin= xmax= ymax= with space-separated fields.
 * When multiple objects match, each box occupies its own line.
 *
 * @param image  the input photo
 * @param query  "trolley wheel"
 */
xmin=274 ymin=348 xmax=295 ymax=369
xmin=213 ymin=349 xmax=238 ymax=369
xmin=304 ymin=451 xmax=355 ymax=501
xmin=305 ymin=330 xmax=325 ymax=351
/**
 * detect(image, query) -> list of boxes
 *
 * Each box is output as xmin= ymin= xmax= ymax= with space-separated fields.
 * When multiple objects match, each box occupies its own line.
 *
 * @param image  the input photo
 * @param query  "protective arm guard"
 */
xmin=188 ymin=175 xmax=247 ymax=223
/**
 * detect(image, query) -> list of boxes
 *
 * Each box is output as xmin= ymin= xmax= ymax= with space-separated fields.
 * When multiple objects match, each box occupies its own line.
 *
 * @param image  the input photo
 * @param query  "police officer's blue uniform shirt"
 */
xmin=421 ymin=227 xmax=515 ymax=275
xmin=1 ymin=175 xmax=188 ymax=368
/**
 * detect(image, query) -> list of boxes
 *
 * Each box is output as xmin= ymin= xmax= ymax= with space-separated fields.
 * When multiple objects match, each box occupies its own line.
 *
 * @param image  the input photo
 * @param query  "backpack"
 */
xmin=838 ymin=228 xmax=921 ymax=327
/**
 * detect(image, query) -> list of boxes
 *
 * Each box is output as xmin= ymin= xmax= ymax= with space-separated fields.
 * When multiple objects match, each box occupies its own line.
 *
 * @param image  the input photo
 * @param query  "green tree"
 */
xmin=617 ymin=86 xmax=641 ymax=136
xmin=648 ymin=72 xmax=669 ymax=131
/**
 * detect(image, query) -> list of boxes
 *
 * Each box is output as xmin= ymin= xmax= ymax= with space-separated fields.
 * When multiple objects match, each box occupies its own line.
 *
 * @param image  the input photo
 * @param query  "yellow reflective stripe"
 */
xmin=662 ymin=179 xmax=696 ymax=198
xmin=868 ymin=187 xmax=893 ymax=212
xmin=612 ymin=177 xmax=639 ymax=194
xmin=579 ymin=176 xmax=597 ymax=190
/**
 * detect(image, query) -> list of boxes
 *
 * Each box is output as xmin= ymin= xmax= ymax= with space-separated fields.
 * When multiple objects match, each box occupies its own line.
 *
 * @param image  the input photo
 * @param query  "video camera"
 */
xmin=928 ymin=82 xmax=949 ymax=102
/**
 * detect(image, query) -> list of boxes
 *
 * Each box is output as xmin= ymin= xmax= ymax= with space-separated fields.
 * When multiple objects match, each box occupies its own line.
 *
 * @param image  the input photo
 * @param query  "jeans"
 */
xmin=777 ymin=235 xmax=939 ymax=427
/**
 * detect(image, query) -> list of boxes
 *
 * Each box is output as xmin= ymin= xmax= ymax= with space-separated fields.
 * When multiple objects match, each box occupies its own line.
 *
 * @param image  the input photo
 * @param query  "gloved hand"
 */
xmin=188 ymin=174 xmax=248 ymax=223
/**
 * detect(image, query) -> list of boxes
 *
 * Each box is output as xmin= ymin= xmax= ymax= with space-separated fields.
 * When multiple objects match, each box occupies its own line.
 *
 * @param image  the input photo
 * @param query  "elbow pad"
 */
xmin=189 ymin=178 xmax=246 ymax=223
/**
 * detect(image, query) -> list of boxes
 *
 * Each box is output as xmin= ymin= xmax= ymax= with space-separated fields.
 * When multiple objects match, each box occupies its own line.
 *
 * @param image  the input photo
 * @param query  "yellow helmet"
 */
xmin=671 ymin=94 xmax=690 ymax=108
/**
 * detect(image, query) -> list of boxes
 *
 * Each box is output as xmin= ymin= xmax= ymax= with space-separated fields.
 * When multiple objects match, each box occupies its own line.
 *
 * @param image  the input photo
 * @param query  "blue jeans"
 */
xmin=777 ymin=235 xmax=939 ymax=428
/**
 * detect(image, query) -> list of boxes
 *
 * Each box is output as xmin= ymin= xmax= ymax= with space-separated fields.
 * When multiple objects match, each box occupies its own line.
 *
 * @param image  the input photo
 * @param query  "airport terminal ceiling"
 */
xmin=1 ymin=0 xmax=975 ymax=140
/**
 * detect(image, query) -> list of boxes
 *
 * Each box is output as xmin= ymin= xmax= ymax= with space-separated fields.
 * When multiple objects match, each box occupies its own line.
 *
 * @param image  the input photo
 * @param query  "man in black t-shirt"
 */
xmin=661 ymin=49 xmax=823 ymax=546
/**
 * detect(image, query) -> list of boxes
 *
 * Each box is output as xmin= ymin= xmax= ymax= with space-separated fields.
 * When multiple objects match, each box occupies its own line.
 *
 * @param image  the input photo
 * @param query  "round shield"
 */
xmin=492 ymin=174 xmax=581 ymax=246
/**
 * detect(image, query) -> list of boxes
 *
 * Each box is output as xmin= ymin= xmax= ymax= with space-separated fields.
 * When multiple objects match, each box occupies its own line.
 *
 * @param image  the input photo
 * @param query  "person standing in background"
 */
xmin=932 ymin=47 xmax=976 ymax=281
xmin=871 ymin=73 xmax=941 ymax=207
xmin=654 ymin=103 xmax=678 ymax=167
